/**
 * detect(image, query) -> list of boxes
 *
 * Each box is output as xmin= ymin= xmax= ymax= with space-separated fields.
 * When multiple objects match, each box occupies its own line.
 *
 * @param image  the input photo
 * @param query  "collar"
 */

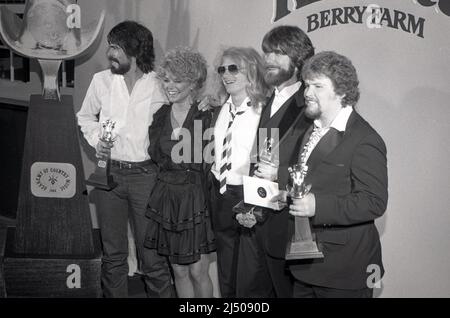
xmin=274 ymin=81 xmax=302 ymax=98
xmin=225 ymin=96 xmax=251 ymax=113
xmin=314 ymin=106 xmax=353 ymax=132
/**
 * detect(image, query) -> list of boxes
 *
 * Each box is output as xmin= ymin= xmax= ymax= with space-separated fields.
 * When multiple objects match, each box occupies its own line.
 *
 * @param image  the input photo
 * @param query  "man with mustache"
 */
xmin=77 ymin=21 xmax=173 ymax=298
xmin=286 ymin=51 xmax=388 ymax=297
xmin=236 ymin=25 xmax=314 ymax=297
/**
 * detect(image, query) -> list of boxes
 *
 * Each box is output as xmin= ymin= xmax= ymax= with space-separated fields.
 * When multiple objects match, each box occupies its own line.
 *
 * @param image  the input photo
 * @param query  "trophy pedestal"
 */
xmin=285 ymin=239 xmax=324 ymax=260
xmin=1 ymin=95 xmax=101 ymax=297
xmin=285 ymin=216 xmax=324 ymax=260
xmin=86 ymin=161 xmax=118 ymax=191
xmin=3 ymin=227 xmax=101 ymax=298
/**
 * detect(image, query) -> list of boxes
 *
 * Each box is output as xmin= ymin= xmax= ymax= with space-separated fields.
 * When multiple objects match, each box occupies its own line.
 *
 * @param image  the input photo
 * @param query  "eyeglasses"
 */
xmin=217 ymin=64 xmax=241 ymax=75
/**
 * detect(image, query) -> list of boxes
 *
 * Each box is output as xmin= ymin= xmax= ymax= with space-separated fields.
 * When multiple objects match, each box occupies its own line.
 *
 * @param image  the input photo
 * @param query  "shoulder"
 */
xmin=153 ymin=104 xmax=171 ymax=121
xmin=348 ymin=111 xmax=386 ymax=150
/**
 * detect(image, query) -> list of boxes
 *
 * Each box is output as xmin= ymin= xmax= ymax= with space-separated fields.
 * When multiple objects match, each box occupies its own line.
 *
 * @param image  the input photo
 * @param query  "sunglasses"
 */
xmin=217 ymin=64 xmax=241 ymax=75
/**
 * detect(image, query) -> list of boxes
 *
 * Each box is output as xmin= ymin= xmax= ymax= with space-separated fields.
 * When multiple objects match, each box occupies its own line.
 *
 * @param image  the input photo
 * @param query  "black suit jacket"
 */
xmin=288 ymin=111 xmax=388 ymax=290
xmin=257 ymin=87 xmax=313 ymax=257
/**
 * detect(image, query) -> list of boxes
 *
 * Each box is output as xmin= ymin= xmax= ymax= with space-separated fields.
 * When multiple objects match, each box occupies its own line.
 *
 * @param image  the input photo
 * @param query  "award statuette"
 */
xmin=0 ymin=1 xmax=105 ymax=297
xmin=285 ymin=163 xmax=324 ymax=260
xmin=259 ymin=137 xmax=280 ymax=167
xmin=86 ymin=120 xmax=118 ymax=190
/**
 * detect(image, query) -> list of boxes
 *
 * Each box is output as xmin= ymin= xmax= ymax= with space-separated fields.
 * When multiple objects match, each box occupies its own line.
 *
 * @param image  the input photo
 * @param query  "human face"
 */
xmin=106 ymin=43 xmax=131 ymax=75
xmin=263 ymin=51 xmax=296 ymax=87
xmin=161 ymin=71 xmax=194 ymax=104
xmin=219 ymin=56 xmax=249 ymax=98
xmin=304 ymin=75 xmax=344 ymax=122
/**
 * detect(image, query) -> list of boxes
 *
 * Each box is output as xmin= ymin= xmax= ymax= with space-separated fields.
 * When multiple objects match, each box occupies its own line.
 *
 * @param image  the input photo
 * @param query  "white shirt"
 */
xmin=212 ymin=96 xmax=262 ymax=185
xmin=77 ymin=70 xmax=167 ymax=162
xmin=301 ymin=106 xmax=353 ymax=165
xmin=270 ymin=81 xmax=302 ymax=118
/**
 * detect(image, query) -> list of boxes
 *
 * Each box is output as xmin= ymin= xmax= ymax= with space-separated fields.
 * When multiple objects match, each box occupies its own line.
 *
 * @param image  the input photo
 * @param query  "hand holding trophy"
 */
xmin=285 ymin=163 xmax=324 ymax=260
xmin=86 ymin=120 xmax=118 ymax=190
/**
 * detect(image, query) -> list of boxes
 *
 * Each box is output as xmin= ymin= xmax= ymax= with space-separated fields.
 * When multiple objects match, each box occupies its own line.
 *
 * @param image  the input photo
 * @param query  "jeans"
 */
xmin=93 ymin=162 xmax=173 ymax=298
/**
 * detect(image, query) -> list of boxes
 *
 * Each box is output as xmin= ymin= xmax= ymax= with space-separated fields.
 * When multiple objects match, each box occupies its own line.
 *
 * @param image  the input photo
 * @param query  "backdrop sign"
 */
xmin=272 ymin=0 xmax=450 ymax=38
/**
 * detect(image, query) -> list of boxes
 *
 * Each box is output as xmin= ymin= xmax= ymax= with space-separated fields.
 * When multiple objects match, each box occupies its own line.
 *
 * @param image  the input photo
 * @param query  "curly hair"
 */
xmin=157 ymin=47 xmax=207 ymax=97
xmin=214 ymin=46 xmax=270 ymax=108
xmin=262 ymin=25 xmax=315 ymax=79
xmin=107 ymin=20 xmax=155 ymax=73
xmin=302 ymin=51 xmax=360 ymax=107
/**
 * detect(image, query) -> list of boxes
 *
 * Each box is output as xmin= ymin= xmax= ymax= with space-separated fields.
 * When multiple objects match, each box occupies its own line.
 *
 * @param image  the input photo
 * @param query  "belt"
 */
xmin=111 ymin=159 xmax=153 ymax=169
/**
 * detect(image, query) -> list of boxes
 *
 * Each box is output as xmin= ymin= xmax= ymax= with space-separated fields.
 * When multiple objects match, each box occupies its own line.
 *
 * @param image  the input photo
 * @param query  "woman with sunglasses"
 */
xmin=208 ymin=47 xmax=269 ymax=297
xmin=144 ymin=47 xmax=215 ymax=298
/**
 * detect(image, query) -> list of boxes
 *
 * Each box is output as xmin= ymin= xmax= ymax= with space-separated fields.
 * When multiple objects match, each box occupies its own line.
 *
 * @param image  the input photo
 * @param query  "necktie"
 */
xmin=298 ymin=124 xmax=328 ymax=166
xmin=218 ymin=106 xmax=245 ymax=194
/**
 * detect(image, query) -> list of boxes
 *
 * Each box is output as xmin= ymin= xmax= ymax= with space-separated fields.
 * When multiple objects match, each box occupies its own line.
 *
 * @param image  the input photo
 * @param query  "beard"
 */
xmin=109 ymin=58 xmax=131 ymax=75
xmin=264 ymin=63 xmax=296 ymax=87
xmin=304 ymin=101 xmax=321 ymax=119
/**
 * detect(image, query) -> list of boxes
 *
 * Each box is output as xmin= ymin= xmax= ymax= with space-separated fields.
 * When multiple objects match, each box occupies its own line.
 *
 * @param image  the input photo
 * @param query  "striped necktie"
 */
xmin=218 ymin=106 xmax=245 ymax=194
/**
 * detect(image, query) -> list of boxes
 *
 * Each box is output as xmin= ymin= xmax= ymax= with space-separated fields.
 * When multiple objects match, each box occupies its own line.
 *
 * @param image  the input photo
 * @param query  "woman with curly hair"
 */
xmin=144 ymin=47 xmax=215 ymax=298
xmin=208 ymin=47 xmax=270 ymax=297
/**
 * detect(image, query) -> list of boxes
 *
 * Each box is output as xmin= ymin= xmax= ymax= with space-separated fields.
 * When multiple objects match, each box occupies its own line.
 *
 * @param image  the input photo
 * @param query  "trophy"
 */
xmin=285 ymin=163 xmax=324 ymax=260
xmin=86 ymin=120 xmax=118 ymax=190
xmin=259 ymin=137 xmax=279 ymax=167
xmin=0 ymin=1 xmax=105 ymax=297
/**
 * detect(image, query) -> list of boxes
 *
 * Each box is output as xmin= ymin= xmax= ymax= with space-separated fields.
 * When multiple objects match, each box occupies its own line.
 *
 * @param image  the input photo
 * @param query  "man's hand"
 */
xmin=197 ymin=95 xmax=223 ymax=111
xmin=254 ymin=162 xmax=278 ymax=181
xmin=270 ymin=190 xmax=288 ymax=210
xmin=289 ymin=193 xmax=316 ymax=217
xmin=95 ymin=140 xmax=113 ymax=158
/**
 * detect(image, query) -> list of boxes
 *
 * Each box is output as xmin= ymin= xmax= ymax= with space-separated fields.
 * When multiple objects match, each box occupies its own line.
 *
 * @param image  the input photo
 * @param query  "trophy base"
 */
xmin=285 ymin=240 xmax=324 ymax=260
xmin=2 ymin=227 xmax=102 ymax=298
xmin=86 ymin=174 xmax=118 ymax=191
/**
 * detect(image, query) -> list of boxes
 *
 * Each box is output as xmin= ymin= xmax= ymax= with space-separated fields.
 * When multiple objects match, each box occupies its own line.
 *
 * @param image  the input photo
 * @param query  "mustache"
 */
xmin=109 ymin=57 xmax=120 ymax=64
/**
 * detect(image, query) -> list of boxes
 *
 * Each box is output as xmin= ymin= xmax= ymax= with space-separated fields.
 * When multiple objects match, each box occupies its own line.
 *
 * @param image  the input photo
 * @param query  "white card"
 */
xmin=243 ymin=176 xmax=280 ymax=210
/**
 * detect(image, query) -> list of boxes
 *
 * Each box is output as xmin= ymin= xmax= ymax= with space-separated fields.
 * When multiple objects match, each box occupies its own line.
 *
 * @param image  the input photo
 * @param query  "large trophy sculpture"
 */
xmin=0 ymin=0 xmax=105 ymax=297
xmin=285 ymin=163 xmax=324 ymax=260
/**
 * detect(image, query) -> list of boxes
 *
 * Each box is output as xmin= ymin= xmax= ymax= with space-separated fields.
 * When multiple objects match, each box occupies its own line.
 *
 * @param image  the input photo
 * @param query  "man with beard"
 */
xmin=235 ymin=25 xmax=314 ymax=297
xmin=77 ymin=21 xmax=173 ymax=298
xmin=285 ymin=51 xmax=388 ymax=297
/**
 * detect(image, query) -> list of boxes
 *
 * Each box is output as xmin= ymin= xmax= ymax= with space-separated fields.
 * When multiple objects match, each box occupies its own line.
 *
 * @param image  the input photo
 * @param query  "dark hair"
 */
xmin=262 ymin=25 xmax=315 ymax=79
xmin=107 ymin=20 xmax=155 ymax=73
xmin=302 ymin=51 xmax=360 ymax=107
xmin=215 ymin=46 xmax=270 ymax=108
xmin=157 ymin=47 xmax=207 ymax=99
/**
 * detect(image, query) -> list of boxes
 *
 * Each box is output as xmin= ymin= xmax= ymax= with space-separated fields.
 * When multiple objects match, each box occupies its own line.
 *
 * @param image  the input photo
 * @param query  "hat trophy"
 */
xmin=0 ymin=0 xmax=105 ymax=297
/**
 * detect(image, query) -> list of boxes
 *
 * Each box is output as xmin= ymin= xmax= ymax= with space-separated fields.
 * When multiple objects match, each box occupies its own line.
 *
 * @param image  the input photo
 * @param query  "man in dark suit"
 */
xmin=236 ymin=25 xmax=314 ymax=298
xmin=282 ymin=51 xmax=388 ymax=297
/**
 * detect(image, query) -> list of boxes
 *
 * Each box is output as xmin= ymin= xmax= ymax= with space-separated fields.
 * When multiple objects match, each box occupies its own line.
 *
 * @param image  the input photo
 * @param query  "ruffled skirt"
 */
xmin=144 ymin=171 xmax=216 ymax=265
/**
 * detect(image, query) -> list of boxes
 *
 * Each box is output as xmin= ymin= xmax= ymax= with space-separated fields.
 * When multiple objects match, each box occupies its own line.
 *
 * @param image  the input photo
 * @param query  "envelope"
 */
xmin=243 ymin=176 xmax=280 ymax=210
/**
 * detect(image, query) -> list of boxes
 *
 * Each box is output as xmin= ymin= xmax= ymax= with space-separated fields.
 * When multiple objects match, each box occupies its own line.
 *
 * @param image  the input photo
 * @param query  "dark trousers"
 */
xmin=293 ymin=280 xmax=373 ymax=298
xmin=237 ymin=222 xmax=293 ymax=298
xmin=93 ymin=163 xmax=173 ymax=298
xmin=210 ymin=176 xmax=243 ymax=298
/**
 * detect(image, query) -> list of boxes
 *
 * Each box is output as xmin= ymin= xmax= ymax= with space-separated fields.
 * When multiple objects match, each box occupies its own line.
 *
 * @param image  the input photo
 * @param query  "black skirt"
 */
xmin=144 ymin=170 xmax=216 ymax=265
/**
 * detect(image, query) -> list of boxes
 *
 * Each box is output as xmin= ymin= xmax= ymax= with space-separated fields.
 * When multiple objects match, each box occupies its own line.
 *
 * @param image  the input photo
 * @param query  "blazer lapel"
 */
xmin=306 ymin=127 xmax=344 ymax=173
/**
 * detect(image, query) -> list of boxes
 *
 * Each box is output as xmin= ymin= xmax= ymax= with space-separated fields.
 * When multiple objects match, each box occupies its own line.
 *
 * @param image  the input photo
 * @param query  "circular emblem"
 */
xmin=257 ymin=187 xmax=267 ymax=198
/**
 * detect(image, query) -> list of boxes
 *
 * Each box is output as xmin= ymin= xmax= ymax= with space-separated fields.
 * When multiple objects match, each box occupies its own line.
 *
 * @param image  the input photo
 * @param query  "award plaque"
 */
xmin=285 ymin=164 xmax=324 ymax=260
xmin=86 ymin=120 xmax=118 ymax=190
xmin=0 ymin=1 xmax=105 ymax=297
